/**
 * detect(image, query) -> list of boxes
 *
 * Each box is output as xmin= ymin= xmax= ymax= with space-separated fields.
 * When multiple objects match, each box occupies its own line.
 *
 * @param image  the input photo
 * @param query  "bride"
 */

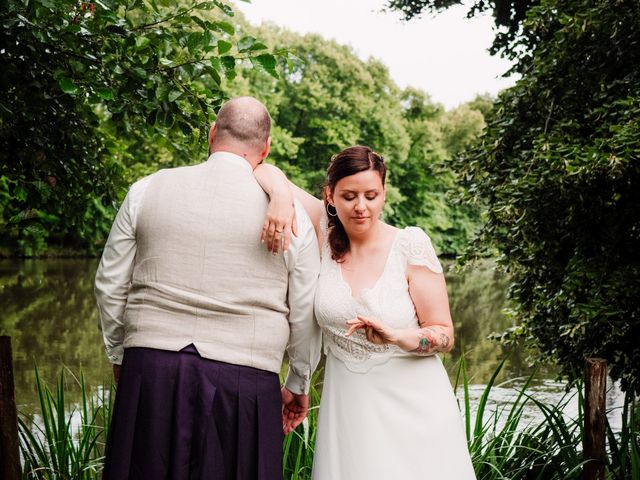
xmin=257 ymin=145 xmax=476 ymax=479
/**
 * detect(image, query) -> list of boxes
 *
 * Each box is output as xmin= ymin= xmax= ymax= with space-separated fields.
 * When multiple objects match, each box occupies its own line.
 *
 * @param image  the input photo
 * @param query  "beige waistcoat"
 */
xmin=122 ymin=157 xmax=294 ymax=373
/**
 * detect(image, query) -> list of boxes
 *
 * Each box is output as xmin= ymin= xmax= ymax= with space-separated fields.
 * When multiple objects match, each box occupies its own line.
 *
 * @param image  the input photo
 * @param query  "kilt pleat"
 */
xmin=103 ymin=345 xmax=283 ymax=480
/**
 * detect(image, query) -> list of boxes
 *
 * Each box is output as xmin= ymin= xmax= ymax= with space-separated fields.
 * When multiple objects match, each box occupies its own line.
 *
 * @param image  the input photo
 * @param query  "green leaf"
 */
xmin=214 ymin=21 xmax=235 ymax=35
xmin=96 ymin=87 xmax=114 ymax=100
xmin=214 ymin=1 xmax=235 ymax=17
xmin=221 ymin=55 xmax=236 ymax=80
xmin=187 ymin=32 xmax=202 ymax=54
xmin=249 ymin=42 xmax=268 ymax=52
xmin=254 ymin=54 xmax=278 ymax=78
xmin=217 ymin=40 xmax=232 ymax=54
xmin=155 ymin=84 xmax=170 ymax=101
xmin=155 ymin=109 xmax=175 ymax=128
xmin=237 ymin=36 xmax=256 ymax=52
xmin=208 ymin=67 xmax=221 ymax=85
xmin=221 ymin=56 xmax=235 ymax=70
xmin=58 ymin=77 xmax=78 ymax=94
xmin=135 ymin=36 xmax=151 ymax=49
xmin=133 ymin=67 xmax=147 ymax=79
xmin=202 ymin=31 xmax=216 ymax=51
xmin=168 ymin=90 xmax=182 ymax=102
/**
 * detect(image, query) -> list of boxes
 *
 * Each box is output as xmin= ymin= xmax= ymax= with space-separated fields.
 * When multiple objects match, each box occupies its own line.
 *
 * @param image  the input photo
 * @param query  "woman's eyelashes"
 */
xmin=341 ymin=192 xmax=379 ymax=201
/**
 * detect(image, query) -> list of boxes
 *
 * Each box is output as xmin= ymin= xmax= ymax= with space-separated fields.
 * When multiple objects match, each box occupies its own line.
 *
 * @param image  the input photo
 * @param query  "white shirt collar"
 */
xmin=207 ymin=151 xmax=253 ymax=173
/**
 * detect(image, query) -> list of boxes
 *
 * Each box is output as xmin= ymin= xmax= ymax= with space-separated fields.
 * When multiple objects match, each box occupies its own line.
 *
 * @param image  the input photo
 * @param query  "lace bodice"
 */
xmin=314 ymin=220 xmax=443 ymax=373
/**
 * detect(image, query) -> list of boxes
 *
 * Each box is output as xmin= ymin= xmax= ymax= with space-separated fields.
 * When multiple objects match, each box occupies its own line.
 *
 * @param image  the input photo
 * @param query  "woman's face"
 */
xmin=328 ymin=169 xmax=385 ymax=236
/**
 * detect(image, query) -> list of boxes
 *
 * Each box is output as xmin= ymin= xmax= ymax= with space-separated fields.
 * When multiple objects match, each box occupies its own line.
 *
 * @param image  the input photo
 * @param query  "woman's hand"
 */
xmin=346 ymin=315 xmax=399 ymax=345
xmin=261 ymin=195 xmax=297 ymax=254
xmin=346 ymin=315 xmax=445 ymax=355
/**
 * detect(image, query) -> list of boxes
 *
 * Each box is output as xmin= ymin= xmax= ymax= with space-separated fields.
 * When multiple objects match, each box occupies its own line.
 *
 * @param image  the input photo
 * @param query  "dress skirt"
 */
xmin=103 ymin=345 xmax=283 ymax=480
xmin=311 ymin=352 xmax=476 ymax=480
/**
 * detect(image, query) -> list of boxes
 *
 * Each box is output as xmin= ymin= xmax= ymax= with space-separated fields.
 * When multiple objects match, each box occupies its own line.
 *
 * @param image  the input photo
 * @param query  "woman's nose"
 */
xmin=355 ymin=198 xmax=366 ymax=211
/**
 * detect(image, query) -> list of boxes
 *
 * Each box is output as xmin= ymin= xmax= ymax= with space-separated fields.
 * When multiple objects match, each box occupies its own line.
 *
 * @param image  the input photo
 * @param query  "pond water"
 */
xmin=0 ymin=258 xmax=624 ymax=429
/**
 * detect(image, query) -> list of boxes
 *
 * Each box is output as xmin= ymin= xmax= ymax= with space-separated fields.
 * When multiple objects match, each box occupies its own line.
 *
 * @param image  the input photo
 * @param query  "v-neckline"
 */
xmin=337 ymin=228 xmax=403 ymax=300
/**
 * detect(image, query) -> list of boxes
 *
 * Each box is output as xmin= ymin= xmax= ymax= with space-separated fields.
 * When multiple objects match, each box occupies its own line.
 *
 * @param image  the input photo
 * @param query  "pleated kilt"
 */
xmin=103 ymin=345 xmax=283 ymax=480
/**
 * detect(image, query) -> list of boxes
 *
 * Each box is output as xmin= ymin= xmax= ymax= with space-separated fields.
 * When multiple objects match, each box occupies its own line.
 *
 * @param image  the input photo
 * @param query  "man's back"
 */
xmin=97 ymin=96 xmax=320 ymax=480
xmin=123 ymin=152 xmax=298 ymax=372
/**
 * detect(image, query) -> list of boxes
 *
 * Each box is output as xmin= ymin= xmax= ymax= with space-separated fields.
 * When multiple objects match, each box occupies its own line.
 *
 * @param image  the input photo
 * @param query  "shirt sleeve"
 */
xmin=283 ymin=201 xmax=322 ymax=395
xmin=94 ymin=176 xmax=151 ymax=364
xmin=405 ymin=227 xmax=443 ymax=274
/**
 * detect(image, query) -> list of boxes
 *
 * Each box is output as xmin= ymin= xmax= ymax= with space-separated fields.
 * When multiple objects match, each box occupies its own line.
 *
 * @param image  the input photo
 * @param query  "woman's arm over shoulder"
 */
xmin=254 ymin=163 xmax=324 ymax=246
xmin=289 ymin=183 xmax=324 ymax=244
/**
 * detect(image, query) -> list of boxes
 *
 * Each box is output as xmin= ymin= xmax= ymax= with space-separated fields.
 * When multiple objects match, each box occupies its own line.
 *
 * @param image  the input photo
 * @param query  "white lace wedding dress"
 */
xmin=311 ymin=225 xmax=476 ymax=479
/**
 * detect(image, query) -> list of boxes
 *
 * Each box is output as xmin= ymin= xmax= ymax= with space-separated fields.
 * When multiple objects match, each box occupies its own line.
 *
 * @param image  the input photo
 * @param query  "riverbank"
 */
xmin=14 ymin=364 xmax=639 ymax=480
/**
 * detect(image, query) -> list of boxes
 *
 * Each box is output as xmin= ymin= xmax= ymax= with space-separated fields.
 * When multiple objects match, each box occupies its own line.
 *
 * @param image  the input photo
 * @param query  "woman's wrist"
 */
xmin=394 ymin=328 xmax=422 ymax=351
xmin=396 ymin=328 xmax=440 ymax=355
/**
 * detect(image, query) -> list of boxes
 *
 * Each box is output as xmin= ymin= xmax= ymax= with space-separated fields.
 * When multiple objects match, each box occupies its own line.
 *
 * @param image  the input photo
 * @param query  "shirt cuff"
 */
xmin=284 ymin=367 xmax=310 ymax=395
xmin=106 ymin=346 xmax=124 ymax=365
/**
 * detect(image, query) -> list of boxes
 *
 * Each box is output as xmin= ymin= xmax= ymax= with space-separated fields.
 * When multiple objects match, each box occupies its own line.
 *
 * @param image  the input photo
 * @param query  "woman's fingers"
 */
xmin=345 ymin=320 xmax=365 ymax=336
xmin=261 ymin=218 xmax=288 ymax=254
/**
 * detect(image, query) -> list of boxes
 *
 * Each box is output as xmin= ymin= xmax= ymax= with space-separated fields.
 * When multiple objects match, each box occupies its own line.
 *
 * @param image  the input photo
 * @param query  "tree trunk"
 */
xmin=0 ymin=336 xmax=21 ymax=480
xmin=583 ymin=357 xmax=607 ymax=480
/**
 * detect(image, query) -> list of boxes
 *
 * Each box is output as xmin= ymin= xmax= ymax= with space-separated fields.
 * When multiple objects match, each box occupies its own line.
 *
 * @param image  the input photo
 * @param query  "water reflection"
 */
xmin=0 ymin=259 xmax=111 ymax=412
xmin=0 ymin=258 xmax=547 ymax=414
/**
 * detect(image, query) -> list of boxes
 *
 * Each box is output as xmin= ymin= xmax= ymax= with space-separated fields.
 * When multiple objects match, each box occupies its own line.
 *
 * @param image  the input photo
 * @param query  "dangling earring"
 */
xmin=326 ymin=203 xmax=338 ymax=217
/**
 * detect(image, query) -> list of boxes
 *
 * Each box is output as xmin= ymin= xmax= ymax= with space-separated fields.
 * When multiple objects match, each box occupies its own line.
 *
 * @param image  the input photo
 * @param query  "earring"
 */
xmin=326 ymin=203 xmax=338 ymax=217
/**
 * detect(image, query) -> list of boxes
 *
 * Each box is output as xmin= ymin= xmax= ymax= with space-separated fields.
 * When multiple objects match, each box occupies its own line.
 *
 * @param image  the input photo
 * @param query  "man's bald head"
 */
xmin=212 ymin=96 xmax=271 ymax=151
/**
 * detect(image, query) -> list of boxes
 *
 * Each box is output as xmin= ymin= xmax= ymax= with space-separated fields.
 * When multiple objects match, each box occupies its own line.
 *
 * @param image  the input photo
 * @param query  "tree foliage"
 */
xmin=386 ymin=0 xmax=538 ymax=63
xmin=1 ymin=3 xmax=489 ymax=257
xmin=389 ymin=0 xmax=640 ymax=390
xmin=0 ymin=0 xmax=278 ymax=255
xmin=229 ymin=23 xmax=486 ymax=254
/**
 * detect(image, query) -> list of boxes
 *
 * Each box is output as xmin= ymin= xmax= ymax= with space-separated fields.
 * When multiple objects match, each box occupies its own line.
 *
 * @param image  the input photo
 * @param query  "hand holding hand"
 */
xmin=281 ymin=387 xmax=309 ymax=435
xmin=261 ymin=195 xmax=297 ymax=254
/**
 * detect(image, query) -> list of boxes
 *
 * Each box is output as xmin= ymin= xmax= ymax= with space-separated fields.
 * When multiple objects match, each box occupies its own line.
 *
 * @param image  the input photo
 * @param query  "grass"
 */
xmin=18 ymin=367 xmax=112 ymax=479
xmin=17 ymin=360 xmax=640 ymax=479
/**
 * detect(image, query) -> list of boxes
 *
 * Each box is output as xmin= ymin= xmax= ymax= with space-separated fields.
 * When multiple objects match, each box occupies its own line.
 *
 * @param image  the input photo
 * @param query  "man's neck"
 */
xmin=210 ymin=146 xmax=261 ymax=170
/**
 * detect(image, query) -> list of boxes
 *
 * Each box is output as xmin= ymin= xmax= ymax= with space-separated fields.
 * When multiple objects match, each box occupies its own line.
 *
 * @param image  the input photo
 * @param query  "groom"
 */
xmin=95 ymin=96 xmax=321 ymax=479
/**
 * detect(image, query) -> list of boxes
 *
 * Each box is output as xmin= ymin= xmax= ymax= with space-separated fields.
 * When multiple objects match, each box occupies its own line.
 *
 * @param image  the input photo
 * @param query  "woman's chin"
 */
xmin=346 ymin=219 xmax=372 ymax=235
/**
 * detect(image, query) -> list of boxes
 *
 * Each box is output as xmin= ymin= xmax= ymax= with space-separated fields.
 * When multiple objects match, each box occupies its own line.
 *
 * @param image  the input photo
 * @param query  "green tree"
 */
xmin=0 ymin=0 xmax=277 ymax=255
xmin=391 ymin=0 xmax=640 ymax=391
xmin=388 ymin=89 xmax=484 ymax=253
xmin=230 ymin=22 xmax=487 ymax=255
xmin=386 ymin=0 xmax=538 ymax=63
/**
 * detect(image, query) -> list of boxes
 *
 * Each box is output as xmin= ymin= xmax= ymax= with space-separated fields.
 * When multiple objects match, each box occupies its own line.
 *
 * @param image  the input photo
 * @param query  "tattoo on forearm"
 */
xmin=411 ymin=330 xmax=435 ymax=356
xmin=409 ymin=329 xmax=451 ymax=356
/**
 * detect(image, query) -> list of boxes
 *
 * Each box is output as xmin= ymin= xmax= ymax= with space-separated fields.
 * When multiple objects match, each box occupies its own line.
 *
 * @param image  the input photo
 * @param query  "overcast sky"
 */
xmin=235 ymin=0 xmax=517 ymax=110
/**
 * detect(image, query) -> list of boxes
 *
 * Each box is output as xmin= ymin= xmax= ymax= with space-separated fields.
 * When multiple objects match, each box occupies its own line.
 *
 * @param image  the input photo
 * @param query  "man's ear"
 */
xmin=208 ymin=122 xmax=217 ymax=150
xmin=260 ymin=136 xmax=271 ymax=160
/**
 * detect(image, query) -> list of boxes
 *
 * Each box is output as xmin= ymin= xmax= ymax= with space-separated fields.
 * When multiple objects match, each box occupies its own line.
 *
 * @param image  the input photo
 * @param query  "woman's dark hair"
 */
xmin=324 ymin=145 xmax=387 ymax=262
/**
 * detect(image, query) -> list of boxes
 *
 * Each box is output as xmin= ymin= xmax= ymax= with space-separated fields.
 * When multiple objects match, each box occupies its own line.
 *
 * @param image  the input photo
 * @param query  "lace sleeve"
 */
xmin=404 ymin=227 xmax=443 ymax=273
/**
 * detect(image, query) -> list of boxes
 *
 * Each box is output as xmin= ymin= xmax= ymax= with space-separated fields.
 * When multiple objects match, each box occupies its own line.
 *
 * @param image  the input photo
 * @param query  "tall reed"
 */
xmin=17 ymin=361 xmax=640 ymax=479
xmin=18 ymin=367 xmax=112 ymax=480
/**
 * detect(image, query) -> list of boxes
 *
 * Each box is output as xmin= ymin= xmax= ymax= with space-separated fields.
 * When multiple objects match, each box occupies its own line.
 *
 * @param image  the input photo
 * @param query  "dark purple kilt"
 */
xmin=103 ymin=345 xmax=283 ymax=480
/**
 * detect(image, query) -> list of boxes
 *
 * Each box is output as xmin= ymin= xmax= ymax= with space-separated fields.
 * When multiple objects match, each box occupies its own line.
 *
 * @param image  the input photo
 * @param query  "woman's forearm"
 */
xmin=394 ymin=326 xmax=454 ymax=356
xmin=254 ymin=163 xmax=292 ymax=200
